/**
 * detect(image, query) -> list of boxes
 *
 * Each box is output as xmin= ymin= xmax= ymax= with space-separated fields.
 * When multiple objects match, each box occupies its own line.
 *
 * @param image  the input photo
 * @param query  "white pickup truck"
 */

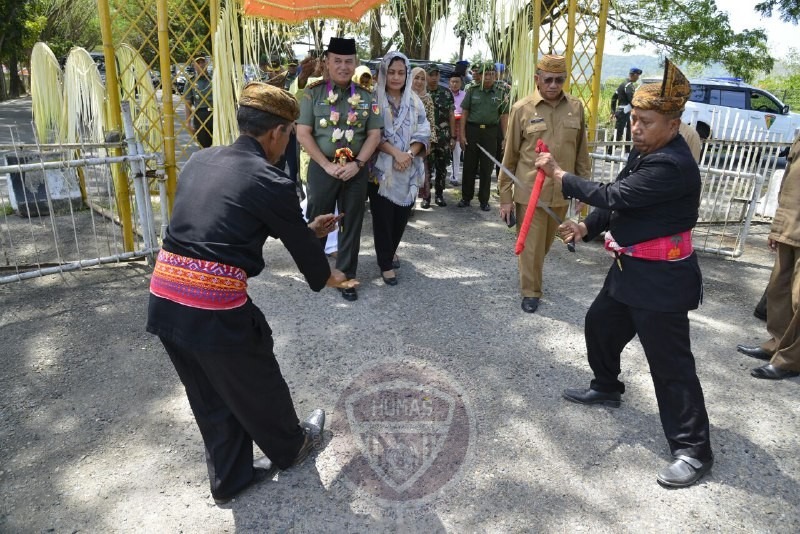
xmin=679 ymin=77 xmax=800 ymax=153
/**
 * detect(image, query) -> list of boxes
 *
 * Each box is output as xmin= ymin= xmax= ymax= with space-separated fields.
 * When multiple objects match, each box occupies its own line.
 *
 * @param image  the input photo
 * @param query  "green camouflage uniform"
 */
xmin=427 ymin=86 xmax=454 ymax=198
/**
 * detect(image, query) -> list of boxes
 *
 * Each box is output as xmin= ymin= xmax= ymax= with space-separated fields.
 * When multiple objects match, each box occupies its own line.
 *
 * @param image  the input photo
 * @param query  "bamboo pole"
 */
xmin=97 ymin=0 xmax=135 ymax=251
xmin=591 ymin=0 xmax=610 ymax=142
xmin=156 ymin=0 xmax=177 ymax=212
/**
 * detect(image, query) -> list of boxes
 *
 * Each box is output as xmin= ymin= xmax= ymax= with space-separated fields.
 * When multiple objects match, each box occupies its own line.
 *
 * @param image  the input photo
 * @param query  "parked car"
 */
xmin=680 ymin=78 xmax=800 ymax=154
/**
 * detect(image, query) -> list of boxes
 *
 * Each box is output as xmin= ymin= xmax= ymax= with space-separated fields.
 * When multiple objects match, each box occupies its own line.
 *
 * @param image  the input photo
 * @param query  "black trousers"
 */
xmin=585 ymin=286 xmax=712 ymax=461
xmin=159 ymin=308 xmax=304 ymax=500
xmin=193 ymin=108 xmax=213 ymax=148
xmin=461 ymin=123 xmax=497 ymax=204
xmin=368 ymin=181 xmax=412 ymax=272
xmin=614 ymin=110 xmax=631 ymax=143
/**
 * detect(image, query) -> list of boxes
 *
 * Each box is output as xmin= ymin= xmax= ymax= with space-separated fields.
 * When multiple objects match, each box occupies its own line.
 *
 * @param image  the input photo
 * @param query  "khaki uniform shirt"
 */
xmin=461 ymin=82 xmax=510 ymax=126
xmin=770 ymin=136 xmax=800 ymax=247
xmin=298 ymin=80 xmax=383 ymax=158
xmin=499 ymin=90 xmax=591 ymax=207
xmin=678 ymin=122 xmax=702 ymax=162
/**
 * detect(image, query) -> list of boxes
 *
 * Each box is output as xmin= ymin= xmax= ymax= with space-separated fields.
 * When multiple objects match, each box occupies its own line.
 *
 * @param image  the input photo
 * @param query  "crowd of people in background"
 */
xmin=157 ymin=35 xmax=800 ymax=506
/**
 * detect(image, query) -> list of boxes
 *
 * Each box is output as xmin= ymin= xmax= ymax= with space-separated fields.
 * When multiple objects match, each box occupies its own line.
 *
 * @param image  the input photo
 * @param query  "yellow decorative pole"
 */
xmin=533 ymin=0 xmax=542 ymax=67
xmin=564 ymin=0 xmax=577 ymax=92
xmin=591 ymin=0 xmax=611 ymax=141
xmin=97 ymin=0 xmax=134 ymax=251
xmin=156 ymin=0 xmax=177 ymax=212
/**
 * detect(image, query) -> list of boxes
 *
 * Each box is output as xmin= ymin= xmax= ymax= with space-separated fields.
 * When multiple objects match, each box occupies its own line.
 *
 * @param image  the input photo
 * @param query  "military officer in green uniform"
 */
xmin=425 ymin=64 xmax=455 ymax=207
xmin=458 ymin=62 xmax=510 ymax=211
xmin=297 ymin=37 xmax=383 ymax=302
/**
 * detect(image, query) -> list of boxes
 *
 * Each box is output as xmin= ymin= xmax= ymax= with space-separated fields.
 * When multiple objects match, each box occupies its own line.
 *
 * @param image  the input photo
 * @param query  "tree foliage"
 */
xmin=755 ymin=0 xmax=800 ymax=23
xmin=608 ymin=0 xmax=773 ymax=81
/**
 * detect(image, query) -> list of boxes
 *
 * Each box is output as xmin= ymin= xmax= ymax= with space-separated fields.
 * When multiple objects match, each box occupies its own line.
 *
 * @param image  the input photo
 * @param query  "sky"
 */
xmin=430 ymin=0 xmax=798 ymax=62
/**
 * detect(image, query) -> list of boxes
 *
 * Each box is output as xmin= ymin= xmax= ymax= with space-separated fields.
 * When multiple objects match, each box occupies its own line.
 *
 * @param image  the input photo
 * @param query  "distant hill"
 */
xmin=599 ymin=54 xmax=732 ymax=81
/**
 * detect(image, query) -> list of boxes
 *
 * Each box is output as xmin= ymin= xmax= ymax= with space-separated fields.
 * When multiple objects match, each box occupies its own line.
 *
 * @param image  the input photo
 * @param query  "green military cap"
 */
xmin=424 ymin=63 xmax=440 ymax=74
xmin=481 ymin=62 xmax=497 ymax=72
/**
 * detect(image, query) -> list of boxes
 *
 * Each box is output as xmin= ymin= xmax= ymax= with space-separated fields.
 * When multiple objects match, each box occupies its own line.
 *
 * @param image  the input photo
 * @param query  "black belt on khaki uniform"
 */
xmin=467 ymin=122 xmax=497 ymax=128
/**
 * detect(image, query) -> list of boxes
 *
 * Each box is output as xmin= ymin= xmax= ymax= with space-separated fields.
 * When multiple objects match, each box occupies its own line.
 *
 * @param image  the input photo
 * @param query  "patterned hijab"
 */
xmin=376 ymin=51 xmax=413 ymax=139
xmin=373 ymin=51 xmax=431 ymax=206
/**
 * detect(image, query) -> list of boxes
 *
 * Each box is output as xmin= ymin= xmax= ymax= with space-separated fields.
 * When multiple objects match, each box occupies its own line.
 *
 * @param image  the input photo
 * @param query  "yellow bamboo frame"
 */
xmin=98 ymin=0 xmax=134 ymax=251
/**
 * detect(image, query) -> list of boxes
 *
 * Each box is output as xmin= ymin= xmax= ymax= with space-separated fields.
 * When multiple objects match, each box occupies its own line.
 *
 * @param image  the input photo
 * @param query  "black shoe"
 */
xmin=381 ymin=272 xmax=398 ymax=286
xmin=657 ymin=456 xmax=713 ymax=488
xmin=563 ymin=388 xmax=621 ymax=408
xmin=751 ymin=363 xmax=800 ymax=380
xmin=293 ymin=409 xmax=326 ymax=466
xmin=421 ymin=199 xmax=431 ymax=209
xmin=213 ymin=457 xmax=277 ymax=505
xmin=480 ymin=203 xmax=490 ymax=212
xmin=736 ymin=344 xmax=772 ymax=360
xmin=521 ymin=297 xmax=540 ymax=313
xmin=457 ymin=199 xmax=470 ymax=207
xmin=435 ymin=195 xmax=446 ymax=207
xmin=340 ymin=287 xmax=358 ymax=301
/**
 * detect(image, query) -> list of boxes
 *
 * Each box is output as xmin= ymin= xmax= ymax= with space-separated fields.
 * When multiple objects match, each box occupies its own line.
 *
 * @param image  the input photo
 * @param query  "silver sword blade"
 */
xmin=477 ymin=143 xmax=576 ymax=252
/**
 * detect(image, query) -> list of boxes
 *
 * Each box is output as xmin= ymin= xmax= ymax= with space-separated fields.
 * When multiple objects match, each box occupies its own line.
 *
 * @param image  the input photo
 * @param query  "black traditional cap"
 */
xmin=287 ymin=58 xmax=298 ymax=66
xmin=327 ymin=37 xmax=357 ymax=55
xmin=425 ymin=63 xmax=440 ymax=74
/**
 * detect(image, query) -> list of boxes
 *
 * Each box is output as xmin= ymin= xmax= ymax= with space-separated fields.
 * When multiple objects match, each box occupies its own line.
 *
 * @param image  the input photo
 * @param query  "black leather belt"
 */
xmin=467 ymin=122 xmax=497 ymax=128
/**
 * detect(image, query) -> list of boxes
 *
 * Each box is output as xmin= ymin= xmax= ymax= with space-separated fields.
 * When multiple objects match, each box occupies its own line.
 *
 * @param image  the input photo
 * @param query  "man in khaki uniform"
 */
xmin=499 ymin=54 xmax=590 ymax=313
xmin=736 ymin=134 xmax=800 ymax=379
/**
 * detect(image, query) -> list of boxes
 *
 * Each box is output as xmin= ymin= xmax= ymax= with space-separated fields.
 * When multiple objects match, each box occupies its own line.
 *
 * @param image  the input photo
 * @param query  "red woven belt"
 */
xmin=604 ymin=230 xmax=693 ymax=262
xmin=150 ymin=249 xmax=248 ymax=310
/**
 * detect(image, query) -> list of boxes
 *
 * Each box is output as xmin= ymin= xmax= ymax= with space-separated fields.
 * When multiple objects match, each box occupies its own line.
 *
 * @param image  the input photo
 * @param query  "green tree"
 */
xmin=608 ymin=0 xmax=772 ymax=81
xmin=755 ymin=0 xmax=800 ymax=23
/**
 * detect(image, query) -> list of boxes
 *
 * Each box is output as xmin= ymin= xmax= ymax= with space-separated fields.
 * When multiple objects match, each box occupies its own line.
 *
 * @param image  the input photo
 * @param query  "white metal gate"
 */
xmin=0 ymin=105 xmax=165 ymax=283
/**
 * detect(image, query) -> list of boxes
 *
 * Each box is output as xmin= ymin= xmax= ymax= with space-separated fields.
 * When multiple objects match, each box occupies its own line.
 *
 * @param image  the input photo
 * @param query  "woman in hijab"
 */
xmin=410 ymin=66 xmax=438 ymax=209
xmin=370 ymin=52 xmax=431 ymax=285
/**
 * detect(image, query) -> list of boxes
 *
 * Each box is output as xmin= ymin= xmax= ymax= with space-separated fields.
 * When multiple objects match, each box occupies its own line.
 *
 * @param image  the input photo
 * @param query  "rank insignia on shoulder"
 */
xmin=306 ymin=79 xmax=325 ymax=90
xmin=371 ymin=102 xmax=380 ymax=115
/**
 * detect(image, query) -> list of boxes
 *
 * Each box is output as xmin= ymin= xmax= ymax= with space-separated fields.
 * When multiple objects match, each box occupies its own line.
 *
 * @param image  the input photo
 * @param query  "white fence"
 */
xmin=590 ymin=125 xmax=791 ymax=258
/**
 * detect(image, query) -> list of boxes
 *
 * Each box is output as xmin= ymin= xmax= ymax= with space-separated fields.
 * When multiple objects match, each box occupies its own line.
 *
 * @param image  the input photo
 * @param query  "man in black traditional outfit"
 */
xmin=147 ymin=82 xmax=356 ymax=505
xmin=535 ymin=60 xmax=713 ymax=489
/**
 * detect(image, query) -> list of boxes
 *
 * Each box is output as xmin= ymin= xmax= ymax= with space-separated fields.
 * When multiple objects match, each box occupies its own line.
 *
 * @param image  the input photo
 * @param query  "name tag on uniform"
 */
xmin=530 ymin=118 xmax=544 ymax=124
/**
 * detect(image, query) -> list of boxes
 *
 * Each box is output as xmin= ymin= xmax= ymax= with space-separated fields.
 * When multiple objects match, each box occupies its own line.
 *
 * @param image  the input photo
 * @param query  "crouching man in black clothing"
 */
xmin=147 ymin=82 xmax=356 ymax=505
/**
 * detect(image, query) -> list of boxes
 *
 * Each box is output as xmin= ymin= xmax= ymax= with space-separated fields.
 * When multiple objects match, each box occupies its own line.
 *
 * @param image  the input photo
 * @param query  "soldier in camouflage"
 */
xmin=425 ymin=64 xmax=456 ymax=207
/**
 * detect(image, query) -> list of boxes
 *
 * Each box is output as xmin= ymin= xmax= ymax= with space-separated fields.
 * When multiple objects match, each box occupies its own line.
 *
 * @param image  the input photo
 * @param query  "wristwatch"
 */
xmin=355 ymin=158 xmax=365 ymax=168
